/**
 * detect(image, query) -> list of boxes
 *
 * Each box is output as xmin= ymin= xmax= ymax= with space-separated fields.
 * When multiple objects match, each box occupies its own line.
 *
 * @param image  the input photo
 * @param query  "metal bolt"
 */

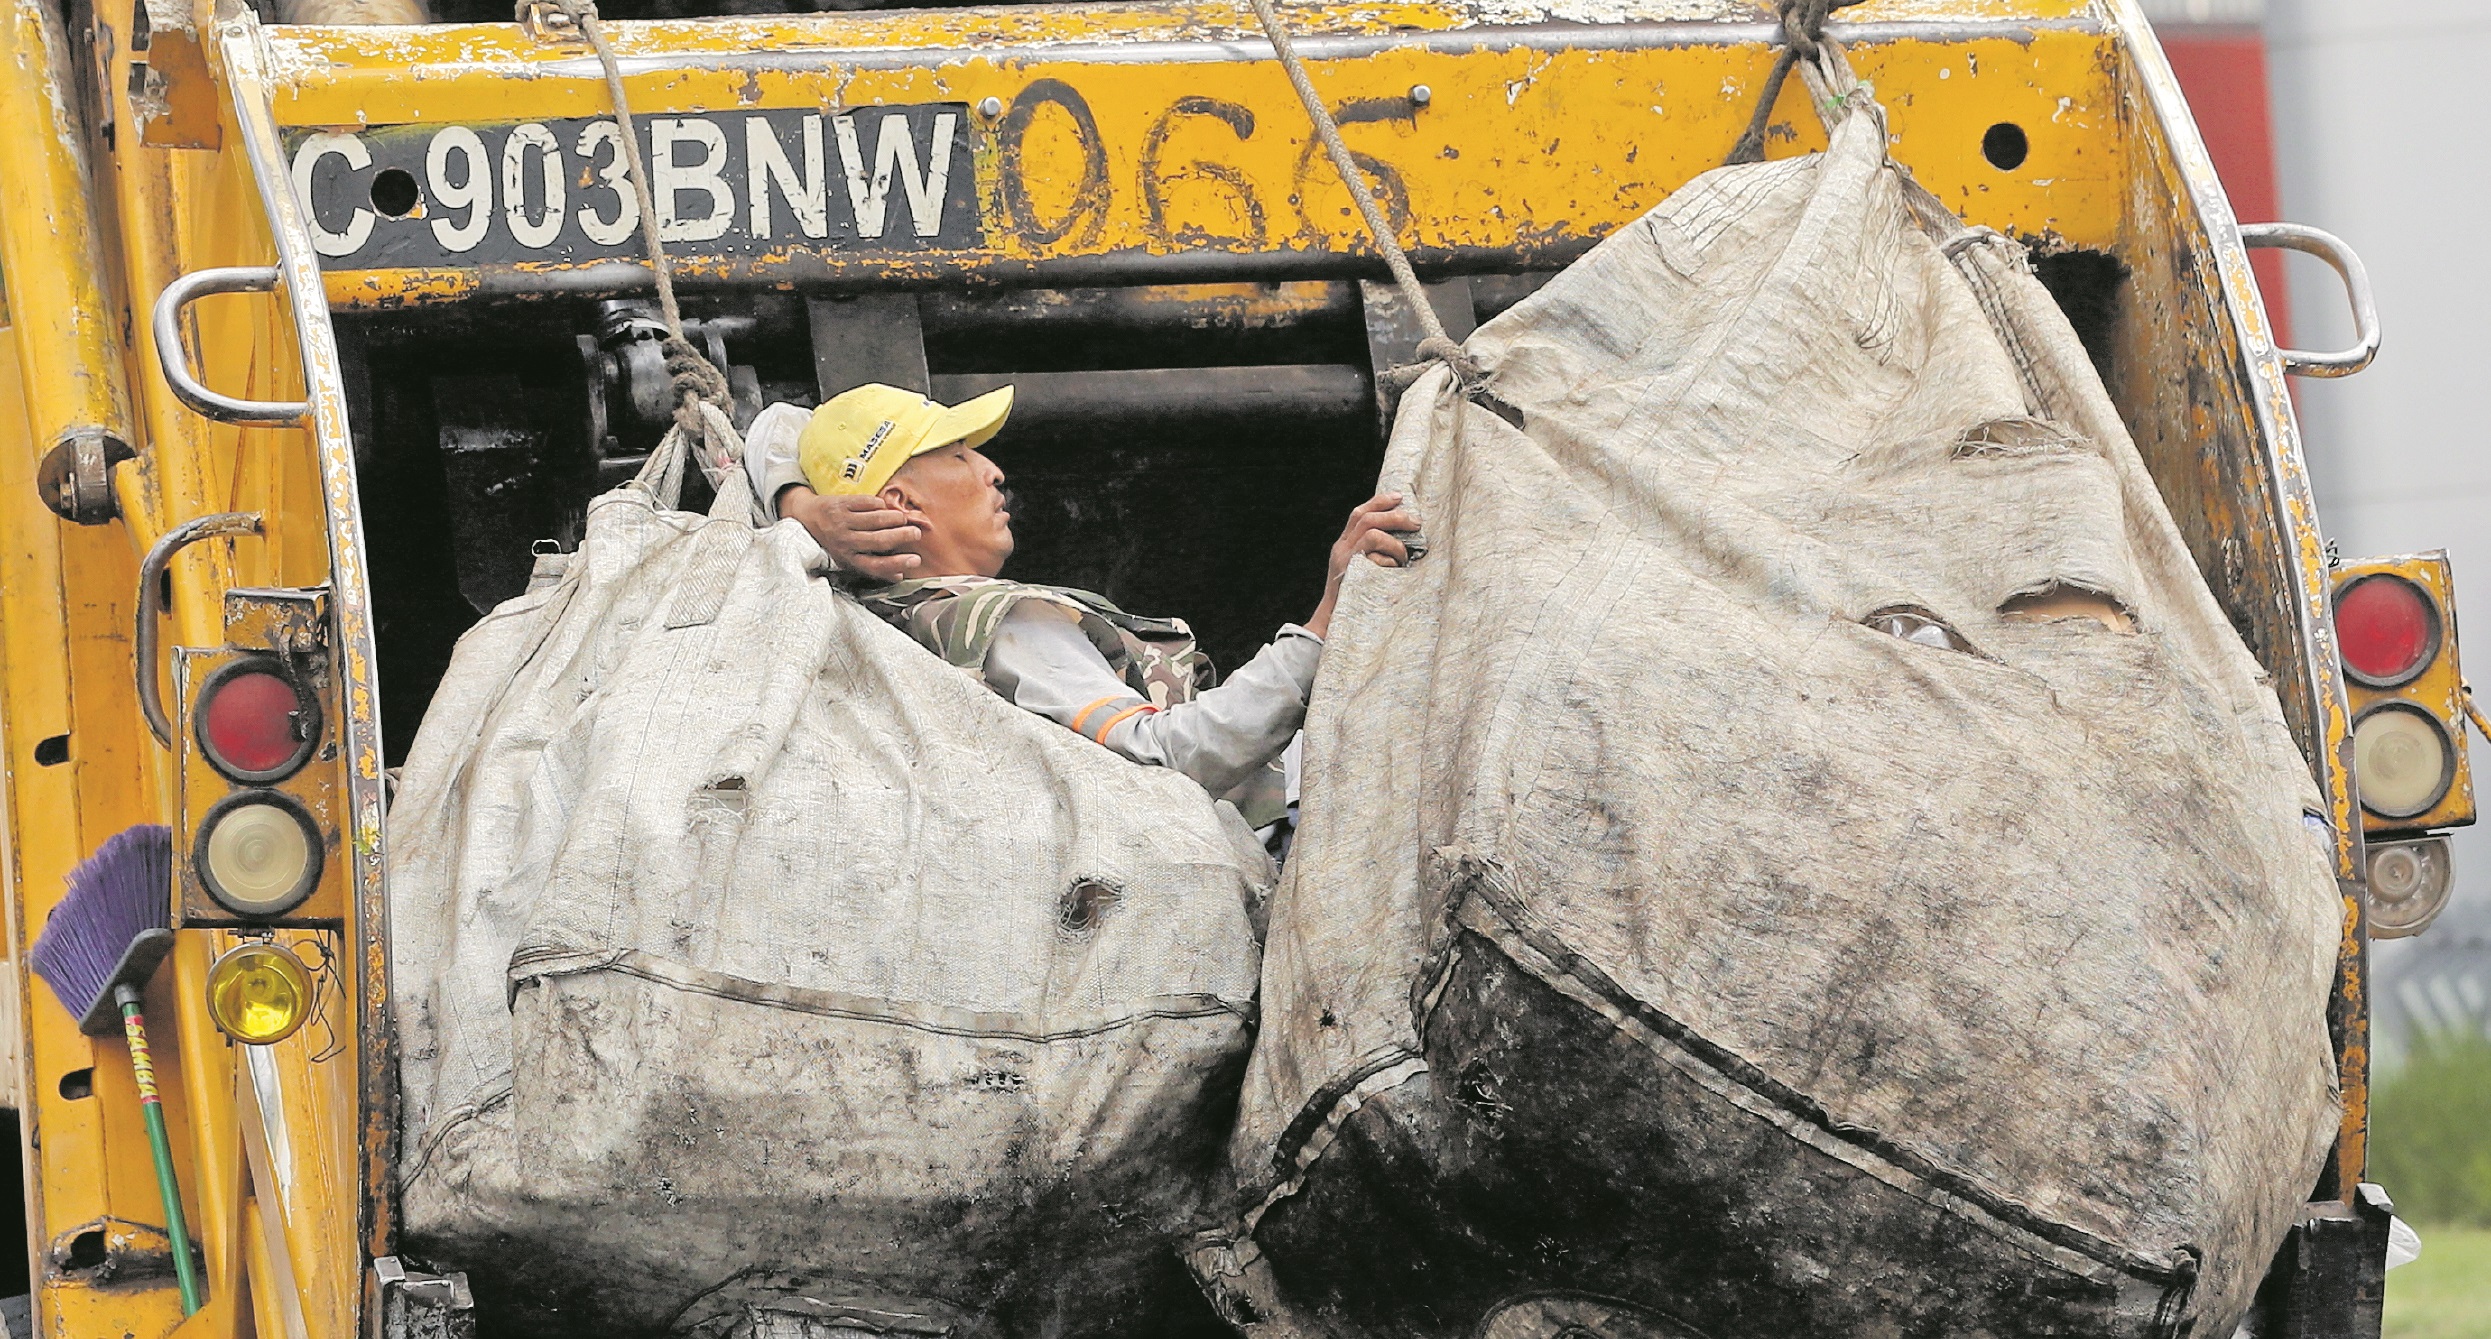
xmin=1409 ymin=84 xmax=1433 ymax=108
xmin=978 ymin=95 xmax=1005 ymax=120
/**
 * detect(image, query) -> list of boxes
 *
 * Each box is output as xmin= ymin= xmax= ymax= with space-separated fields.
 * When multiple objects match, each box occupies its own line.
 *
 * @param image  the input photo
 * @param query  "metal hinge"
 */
xmin=375 ymin=1256 xmax=476 ymax=1339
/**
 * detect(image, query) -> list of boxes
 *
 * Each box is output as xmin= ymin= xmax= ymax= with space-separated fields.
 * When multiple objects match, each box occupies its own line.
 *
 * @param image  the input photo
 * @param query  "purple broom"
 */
xmin=28 ymin=824 xmax=200 ymax=1314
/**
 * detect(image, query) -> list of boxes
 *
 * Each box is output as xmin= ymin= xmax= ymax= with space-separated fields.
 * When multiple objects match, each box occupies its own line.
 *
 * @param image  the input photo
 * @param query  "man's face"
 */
xmin=883 ymin=442 xmax=1014 ymax=578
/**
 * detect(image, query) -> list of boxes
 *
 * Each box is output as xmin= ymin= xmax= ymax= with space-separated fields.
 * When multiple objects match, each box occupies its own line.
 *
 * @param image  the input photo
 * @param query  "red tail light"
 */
xmin=2334 ymin=573 xmax=2440 ymax=687
xmin=196 ymin=657 xmax=320 ymax=783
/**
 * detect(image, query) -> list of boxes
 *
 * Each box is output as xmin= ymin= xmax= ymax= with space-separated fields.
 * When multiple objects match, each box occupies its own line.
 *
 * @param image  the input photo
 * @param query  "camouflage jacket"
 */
xmin=852 ymin=576 xmax=1214 ymax=708
xmin=852 ymin=575 xmax=1290 ymax=826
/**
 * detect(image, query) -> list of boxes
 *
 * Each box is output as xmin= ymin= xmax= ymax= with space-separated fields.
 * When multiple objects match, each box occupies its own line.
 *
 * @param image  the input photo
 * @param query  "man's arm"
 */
xmin=775 ymin=482 xmax=925 ymax=582
xmin=743 ymin=403 xmax=926 ymax=580
xmin=980 ymin=490 xmax=1418 ymax=792
xmin=984 ymin=604 xmax=1319 ymax=798
xmin=1303 ymin=491 xmax=1419 ymax=638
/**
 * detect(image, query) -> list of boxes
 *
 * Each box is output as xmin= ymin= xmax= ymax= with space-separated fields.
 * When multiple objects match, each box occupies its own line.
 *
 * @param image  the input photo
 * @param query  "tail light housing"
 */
xmin=2331 ymin=552 xmax=2474 ymax=939
xmin=174 ymin=589 xmax=346 ymax=927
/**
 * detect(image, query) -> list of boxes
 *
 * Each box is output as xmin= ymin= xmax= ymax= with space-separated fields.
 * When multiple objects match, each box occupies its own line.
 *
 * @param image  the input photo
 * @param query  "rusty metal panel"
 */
xmin=244 ymin=1 xmax=2124 ymax=307
xmin=222 ymin=17 xmax=399 ymax=1328
xmin=2101 ymin=0 xmax=2367 ymax=1193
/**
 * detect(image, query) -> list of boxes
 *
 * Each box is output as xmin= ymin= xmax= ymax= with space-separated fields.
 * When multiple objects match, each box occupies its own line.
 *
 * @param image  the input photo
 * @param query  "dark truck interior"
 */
xmin=342 ymin=259 xmax=2127 ymax=765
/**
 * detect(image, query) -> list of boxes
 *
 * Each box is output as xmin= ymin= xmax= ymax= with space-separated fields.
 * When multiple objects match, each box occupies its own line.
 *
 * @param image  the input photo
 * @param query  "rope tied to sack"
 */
xmin=1242 ymin=0 xmax=1488 ymax=395
xmin=535 ymin=0 xmax=748 ymax=471
xmin=1727 ymin=0 xmax=1871 ymax=166
xmin=660 ymin=333 xmax=733 ymax=439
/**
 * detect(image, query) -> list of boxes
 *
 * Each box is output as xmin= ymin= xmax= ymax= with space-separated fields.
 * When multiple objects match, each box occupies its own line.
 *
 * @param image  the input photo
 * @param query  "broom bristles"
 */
xmin=28 ymin=825 xmax=173 ymax=1019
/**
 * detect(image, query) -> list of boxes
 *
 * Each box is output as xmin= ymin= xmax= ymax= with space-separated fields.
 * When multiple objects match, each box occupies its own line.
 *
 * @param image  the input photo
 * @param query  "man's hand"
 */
xmin=1306 ymin=492 xmax=1421 ymax=639
xmin=777 ymin=484 xmax=924 ymax=581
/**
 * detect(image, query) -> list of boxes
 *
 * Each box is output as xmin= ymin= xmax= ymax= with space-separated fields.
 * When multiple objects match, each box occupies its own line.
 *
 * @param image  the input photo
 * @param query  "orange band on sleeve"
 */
xmin=1069 ymin=696 xmax=1125 ymax=738
xmin=1088 ymin=703 xmax=1159 ymax=744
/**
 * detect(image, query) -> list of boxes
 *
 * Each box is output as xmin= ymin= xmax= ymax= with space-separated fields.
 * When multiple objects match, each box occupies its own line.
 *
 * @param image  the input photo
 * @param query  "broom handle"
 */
xmin=116 ymin=983 xmax=202 ymax=1315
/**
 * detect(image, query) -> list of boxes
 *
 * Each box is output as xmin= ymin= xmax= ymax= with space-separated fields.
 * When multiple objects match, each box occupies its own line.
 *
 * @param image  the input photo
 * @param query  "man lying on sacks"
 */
xmin=734 ymin=384 xmax=1416 ymax=818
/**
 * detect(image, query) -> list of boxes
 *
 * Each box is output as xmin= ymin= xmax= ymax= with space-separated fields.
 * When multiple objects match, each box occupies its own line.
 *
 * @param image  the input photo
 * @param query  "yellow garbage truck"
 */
xmin=0 ymin=0 xmax=2476 ymax=1334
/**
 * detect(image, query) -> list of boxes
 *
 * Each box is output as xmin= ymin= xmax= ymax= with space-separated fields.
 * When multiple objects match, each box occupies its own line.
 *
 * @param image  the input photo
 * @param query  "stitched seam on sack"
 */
xmin=510 ymin=947 xmax=1254 ymax=1042
xmin=1439 ymin=895 xmax=2124 ymax=1286
xmin=1270 ymin=1044 xmax=1430 ymax=1170
xmin=1947 ymin=239 xmax=2058 ymax=419
xmin=1251 ymin=1052 xmax=1431 ymax=1229
xmin=1448 ymin=861 xmax=2194 ymax=1285
xmin=663 ymin=523 xmax=748 ymax=630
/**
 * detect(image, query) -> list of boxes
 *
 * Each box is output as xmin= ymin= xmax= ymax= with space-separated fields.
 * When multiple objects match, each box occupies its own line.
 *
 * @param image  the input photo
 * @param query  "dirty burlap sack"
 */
xmin=1191 ymin=108 xmax=2343 ymax=1339
xmin=386 ymin=418 xmax=1269 ymax=1337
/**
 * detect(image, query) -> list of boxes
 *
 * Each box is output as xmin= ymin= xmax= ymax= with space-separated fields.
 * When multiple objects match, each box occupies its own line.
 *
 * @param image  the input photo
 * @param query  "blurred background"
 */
xmin=2145 ymin=0 xmax=2490 ymax=1330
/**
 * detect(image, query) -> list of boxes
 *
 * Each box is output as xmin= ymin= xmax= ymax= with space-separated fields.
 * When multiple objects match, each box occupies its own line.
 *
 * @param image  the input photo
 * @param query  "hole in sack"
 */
xmin=32 ymin=735 xmax=67 ymax=766
xmin=59 ymin=1068 xmax=94 ymax=1101
xmin=1982 ymin=122 xmax=2030 ymax=171
xmin=2000 ymin=582 xmax=2135 ymax=633
xmin=1058 ymin=878 xmax=1122 ymax=935
xmin=1453 ymin=1060 xmax=1511 ymax=1123
xmin=369 ymin=168 xmax=420 ymax=218
xmin=1863 ymin=606 xmax=1971 ymax=653
xmin=64 ymin=1230 xmax=106 ymax=1271
xmin=691 ymin=775 xmax=750 ymax=817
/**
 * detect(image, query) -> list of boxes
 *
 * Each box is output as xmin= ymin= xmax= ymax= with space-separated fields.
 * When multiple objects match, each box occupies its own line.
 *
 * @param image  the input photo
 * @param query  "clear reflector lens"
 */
xmin=198 ymin=795 xmax=321 ymax=917
xmin=2353 ymin=704 xmax=2455 ymax=820
xmin=2365 ymin=835 xmax=2453 ymax=939
xmin=206 ymin=942 xmax=313 ymax=1045
xmin=2336 ymin=574 xmax=2439 ymax=687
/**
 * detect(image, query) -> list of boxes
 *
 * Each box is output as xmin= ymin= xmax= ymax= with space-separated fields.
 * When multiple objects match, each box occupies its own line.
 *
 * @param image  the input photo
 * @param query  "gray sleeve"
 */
xmin=744 ymin=402 xmax=814 ymax=519
xmin=762 ymin=456 xmax=810 ymax=519
xmin=984 ymin=603 xmax=1324 ymax=797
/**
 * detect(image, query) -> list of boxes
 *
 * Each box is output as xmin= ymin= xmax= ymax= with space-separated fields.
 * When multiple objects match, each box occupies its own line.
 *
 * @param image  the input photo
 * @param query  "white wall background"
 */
xmin=2264 ymin=0 xmax=2491 ymax=1050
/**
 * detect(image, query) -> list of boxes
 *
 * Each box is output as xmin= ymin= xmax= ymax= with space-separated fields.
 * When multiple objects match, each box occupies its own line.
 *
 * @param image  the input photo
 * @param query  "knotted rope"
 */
xmin=538 ymin=0 xmax=753 ymax=504
xmin=1727 ymin=0 xmax=1870 ymax=166
xmin=1243 ymin=0 xmax=1486 ymax=393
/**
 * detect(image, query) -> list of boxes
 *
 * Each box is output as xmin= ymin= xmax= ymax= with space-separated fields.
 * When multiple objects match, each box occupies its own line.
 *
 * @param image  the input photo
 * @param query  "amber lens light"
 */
xmin=2353 ymin=704 xmax=2456 ymax=820
xmin=196 ymin=793 xmax=323 ymax=917
xmin=198 ymin=659 xmax=318 ymax=782
xmin=2335 ymin=574 xmax=2439 ymax=687
xmin=206 ymin=942 xmax=314 ymax=1045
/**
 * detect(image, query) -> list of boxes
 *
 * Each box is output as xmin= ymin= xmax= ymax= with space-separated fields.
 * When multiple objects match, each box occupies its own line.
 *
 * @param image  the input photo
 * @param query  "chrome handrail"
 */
xmin=151 ymin=266 xmax=314 ymax=423
xmin=135 ymin=511 xmax=263 ymax=747
xmin=2241 ymin=222 xmax=2382 ymax=379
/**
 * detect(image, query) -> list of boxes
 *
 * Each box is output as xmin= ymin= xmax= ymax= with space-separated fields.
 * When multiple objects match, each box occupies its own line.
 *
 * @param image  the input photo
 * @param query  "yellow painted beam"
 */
xmin=0 ymin=0 xmax=135 ymax=456
xmin=248 ymin=4 xmax=2119 ymax=307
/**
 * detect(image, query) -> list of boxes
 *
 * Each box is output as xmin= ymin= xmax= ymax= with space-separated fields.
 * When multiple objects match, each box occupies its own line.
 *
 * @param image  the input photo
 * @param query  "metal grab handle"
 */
xmin=137 ymin=511 xmax=263 ymax=747
xmin=152 ymin=267 xmax=313 ymax=424
xmin=2240 ymin=223 xmax=2381 ymax=379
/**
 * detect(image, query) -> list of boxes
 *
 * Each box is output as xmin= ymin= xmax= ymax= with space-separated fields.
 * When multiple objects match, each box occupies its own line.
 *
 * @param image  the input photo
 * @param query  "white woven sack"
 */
xmin=386 ymin=410 xmax=1270 ymax=1336
xmin=1200 ymin=107 xmax=2343 ymax=1339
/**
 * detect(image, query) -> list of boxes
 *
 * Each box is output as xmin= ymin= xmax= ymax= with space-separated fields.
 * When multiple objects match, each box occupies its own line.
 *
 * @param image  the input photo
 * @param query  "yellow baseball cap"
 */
xmin=797 ymin=382 xmax=1015 ymax=497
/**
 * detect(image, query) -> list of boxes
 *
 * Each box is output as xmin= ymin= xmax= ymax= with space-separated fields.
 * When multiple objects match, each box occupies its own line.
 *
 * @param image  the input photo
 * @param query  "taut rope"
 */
xmin=1242 ymin=0 xmax=1485 ymax=389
